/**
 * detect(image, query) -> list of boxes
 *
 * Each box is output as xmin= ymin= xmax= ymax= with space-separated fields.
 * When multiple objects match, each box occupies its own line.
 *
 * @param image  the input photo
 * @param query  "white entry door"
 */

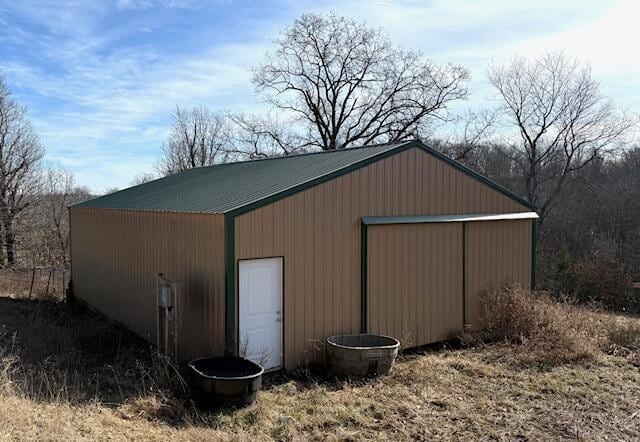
xmin=239 ymin=257 xmax=283 ymax=371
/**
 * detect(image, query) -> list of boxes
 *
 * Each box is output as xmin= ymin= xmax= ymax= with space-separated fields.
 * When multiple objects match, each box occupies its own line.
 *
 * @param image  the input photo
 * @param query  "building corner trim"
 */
xmin=224 ymin=215 xmax=235 ymax=355
xmin=531 ymin=218 xmax=537 ymax=290
xmin=360 ymin=221 xmax=368 ymax=333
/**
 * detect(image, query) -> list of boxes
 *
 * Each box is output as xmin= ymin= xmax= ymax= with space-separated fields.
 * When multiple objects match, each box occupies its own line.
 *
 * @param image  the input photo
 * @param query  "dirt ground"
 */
xmin=0 ymin=296 xmax=637 ymax=440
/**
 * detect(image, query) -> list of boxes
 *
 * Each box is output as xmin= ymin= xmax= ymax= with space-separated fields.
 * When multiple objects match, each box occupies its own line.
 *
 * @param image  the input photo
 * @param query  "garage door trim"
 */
xmin=362 ymin=212 xmax=538 ymax=226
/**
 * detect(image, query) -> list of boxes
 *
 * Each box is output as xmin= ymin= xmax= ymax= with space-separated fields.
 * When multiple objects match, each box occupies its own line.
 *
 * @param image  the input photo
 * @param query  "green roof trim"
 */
xmin=462 ymin=222 xmax=467 ymax=326
xmin=72 ymin=140 xmax=537 ymax=214
xmin=531 ymin=218 xmax=537 ymax=290
xmin=360 ymin=221 xmax=368 ymax=333
xmin=224 ymin=214 xmax=235 ymax=355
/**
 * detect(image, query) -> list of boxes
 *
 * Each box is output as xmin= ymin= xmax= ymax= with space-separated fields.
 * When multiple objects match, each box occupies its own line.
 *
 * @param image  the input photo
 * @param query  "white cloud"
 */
xmin=1 ymin=0 xmax=638 ymax=190
xmin=115 ymin=0 xmax=224 ymax=11
xmin=483 ymin=1 xmax=640 ymax=105
xmin=327 ymin=0 xmax=639 ymax=117
xmin=0 ymin=1 xmax=108 ymax=37
xmin=3 ymin=42 xmax=262 ymax=189
xmin=0 ymin=1 xmax=267 ymax=190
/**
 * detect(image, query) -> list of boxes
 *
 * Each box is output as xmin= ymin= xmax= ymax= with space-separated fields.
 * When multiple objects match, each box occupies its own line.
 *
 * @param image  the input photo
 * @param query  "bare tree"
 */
xmin=227 ymin=113 xmax=310 ymax=160
xmin=431 ymin=109 xmax=498 ymax=162
xmin=131 ymin=171 xmax=158 ymax=185
xmin=0 ymin=75 xmax=44 ymax=266
xmin=43 ymin=168 xmax=90 ymax=267
xmin=253 ymin=12 xmax=469 ymax=150
xmin=156 ymin=105 xmax=231 ymax=175
xmin=488 ymin=52 xmax=637 ymax=221
xmin=18 ymin=168 xmax=90 ymax=267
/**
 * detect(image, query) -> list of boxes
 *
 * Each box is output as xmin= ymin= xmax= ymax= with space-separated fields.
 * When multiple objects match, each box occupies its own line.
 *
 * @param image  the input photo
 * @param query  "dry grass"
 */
xmin=0 ymin=289 xmax=638 ymax=440
xmin=0 ymin=268 xmax=67 ymax=301
xmin=463 ymin=284 xmax=640 ymax=369
xmin=602 ymin=316 xmax=640 ymax=367
xmin=462 ymin=284 xmax=605 ymax=366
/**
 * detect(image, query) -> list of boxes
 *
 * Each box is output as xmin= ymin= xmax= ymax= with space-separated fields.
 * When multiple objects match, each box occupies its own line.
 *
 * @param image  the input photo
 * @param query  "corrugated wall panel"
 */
xmin=465 ymin=220 xmax=532 ymax=326
xmin=367 ymin=223 xmax=463 ymax=346
xmin=234 ymin=146 xmax=530 ymax=369
xmin=70 ymin=208 xmax=226 ymax=360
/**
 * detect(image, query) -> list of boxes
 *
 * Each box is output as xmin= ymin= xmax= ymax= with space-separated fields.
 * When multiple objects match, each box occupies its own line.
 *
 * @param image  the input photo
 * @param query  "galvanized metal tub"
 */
xmin=326 ymin=334 xmax=400 ymax=377
xmin=188 ymin=356 xmax=264 ymax=408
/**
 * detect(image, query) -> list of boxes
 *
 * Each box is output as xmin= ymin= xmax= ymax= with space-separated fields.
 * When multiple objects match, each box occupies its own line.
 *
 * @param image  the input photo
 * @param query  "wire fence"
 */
xmin=0 ymin=267 xmax=69 ymax=301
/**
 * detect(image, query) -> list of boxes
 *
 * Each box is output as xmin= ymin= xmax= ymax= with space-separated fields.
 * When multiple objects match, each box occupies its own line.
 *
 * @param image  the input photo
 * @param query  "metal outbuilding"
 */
xmin=70 ymin=140 xmax=538 ymax=370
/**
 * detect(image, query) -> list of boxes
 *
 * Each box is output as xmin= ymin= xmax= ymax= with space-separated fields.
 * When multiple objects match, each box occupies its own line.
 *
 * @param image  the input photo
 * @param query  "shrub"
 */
xmin=602 ymin=317 xmax=640 ymax=360
xmin=465 ymin=284 xmax=599 ymax=366
xmin=545 ymin=250 xmax=636 ymax=312
xmin=606 ymin=319 xmax=640 ymax=350
xmin=571 ymin=256 xmax=634 ymax=311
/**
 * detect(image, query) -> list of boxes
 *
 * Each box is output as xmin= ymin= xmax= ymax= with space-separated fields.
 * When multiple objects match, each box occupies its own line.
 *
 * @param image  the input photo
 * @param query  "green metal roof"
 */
xmin=72 ymin=140 xmax=536 ymax=214
xmin=72 ymin=141 xmax=413 ymax=214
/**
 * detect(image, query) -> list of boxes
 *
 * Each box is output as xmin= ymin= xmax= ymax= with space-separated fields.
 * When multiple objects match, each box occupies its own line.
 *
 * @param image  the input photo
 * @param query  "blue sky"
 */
xmin=0 ymin=0 xmax=638 ymax=191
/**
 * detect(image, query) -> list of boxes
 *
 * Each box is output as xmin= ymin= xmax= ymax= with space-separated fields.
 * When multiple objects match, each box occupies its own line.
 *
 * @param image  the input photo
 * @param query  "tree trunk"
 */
xmin=0 ymin=223 xmax=5 ymax=268
xmin=3 ymin=215 xmax=16 ymax=267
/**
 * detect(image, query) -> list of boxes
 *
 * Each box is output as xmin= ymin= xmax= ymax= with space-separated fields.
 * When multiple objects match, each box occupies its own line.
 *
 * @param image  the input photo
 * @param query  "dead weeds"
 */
xmin=461 ymin=284 xmax=638 ymax=369
xmin=0 ymin=291 xmax=637 ymax=440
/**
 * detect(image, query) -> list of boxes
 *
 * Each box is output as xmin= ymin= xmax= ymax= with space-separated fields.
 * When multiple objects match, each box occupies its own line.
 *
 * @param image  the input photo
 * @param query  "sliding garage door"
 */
xmin=366 ymin=222 xmax=463 ymax=347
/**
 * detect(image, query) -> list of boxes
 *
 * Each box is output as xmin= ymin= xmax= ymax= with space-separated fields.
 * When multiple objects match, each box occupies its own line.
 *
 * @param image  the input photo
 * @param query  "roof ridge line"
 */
xmin=223 ymin=141 xmax=416 ymax=214
xmin=186 ymin=139 xmax=416 ymax=172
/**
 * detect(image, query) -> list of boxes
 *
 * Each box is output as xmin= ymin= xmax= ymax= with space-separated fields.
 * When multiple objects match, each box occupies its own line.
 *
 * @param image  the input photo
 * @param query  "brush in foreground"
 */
xmin=0 ymin=291 xmax=638 ymax=439
xmin=462 ymin=283 xmax=640 ymax=367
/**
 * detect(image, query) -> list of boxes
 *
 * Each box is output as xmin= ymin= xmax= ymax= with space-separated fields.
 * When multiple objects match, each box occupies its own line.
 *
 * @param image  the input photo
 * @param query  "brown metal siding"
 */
xmin=70 ymin=208 xmax=226 ymax=360
xmin=234 ymin=147 xmax=530 ymax=369
xmin=367 ymin=223 xmax=463 ymax=347
xmin=465 ymin=220 xmax=532 ymax=326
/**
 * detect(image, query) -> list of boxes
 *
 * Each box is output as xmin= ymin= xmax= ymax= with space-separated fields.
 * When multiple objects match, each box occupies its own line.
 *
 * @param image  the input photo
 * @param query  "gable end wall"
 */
xmin=234 ymin=146 xmax=530 ymax=368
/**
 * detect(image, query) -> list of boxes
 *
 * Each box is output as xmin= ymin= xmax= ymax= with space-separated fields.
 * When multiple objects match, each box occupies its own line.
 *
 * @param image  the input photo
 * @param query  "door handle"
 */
xmin=276 ymin=317 xmax=282 ymax=322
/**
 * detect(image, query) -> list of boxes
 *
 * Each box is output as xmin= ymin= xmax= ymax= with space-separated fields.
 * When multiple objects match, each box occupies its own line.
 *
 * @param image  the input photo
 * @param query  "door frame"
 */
xmin=236 ymin=256 xmax=285 ymax=370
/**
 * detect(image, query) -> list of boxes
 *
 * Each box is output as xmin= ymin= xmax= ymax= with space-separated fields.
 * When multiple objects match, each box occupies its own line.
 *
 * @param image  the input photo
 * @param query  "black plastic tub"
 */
xmin=326 ymin=334 xmax=400 ymax=377
xmin=188 ymin=356 xmax=264 ymax=408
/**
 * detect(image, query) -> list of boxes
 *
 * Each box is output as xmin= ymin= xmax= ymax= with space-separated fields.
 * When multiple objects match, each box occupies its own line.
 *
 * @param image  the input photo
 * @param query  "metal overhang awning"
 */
xmin=361 ymin=212 xmax=539 ymax=226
